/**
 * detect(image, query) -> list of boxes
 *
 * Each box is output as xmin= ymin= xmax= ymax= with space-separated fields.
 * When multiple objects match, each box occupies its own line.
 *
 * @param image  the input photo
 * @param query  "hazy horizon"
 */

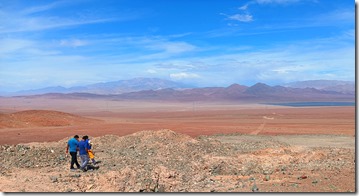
xmin=0 ymin=77 xmax=355 ymax=93
xmin=0 ymin=0 xmax=354 ymax=92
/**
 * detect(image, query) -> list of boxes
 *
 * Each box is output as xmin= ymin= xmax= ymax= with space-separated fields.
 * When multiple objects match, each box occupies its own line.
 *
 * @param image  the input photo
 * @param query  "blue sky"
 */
xmin=0 ymin=0 xmax=355 ymax=91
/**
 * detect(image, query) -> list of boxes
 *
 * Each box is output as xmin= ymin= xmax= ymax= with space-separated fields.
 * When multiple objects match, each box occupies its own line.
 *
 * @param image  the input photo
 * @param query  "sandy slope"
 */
xmin=0 ymin=110 xmax=101 ymax=129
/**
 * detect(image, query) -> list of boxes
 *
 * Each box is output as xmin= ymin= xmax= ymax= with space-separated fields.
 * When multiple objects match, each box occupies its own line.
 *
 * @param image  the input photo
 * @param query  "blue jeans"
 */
xmin=80 ymin=154 xmax=89 ymax=170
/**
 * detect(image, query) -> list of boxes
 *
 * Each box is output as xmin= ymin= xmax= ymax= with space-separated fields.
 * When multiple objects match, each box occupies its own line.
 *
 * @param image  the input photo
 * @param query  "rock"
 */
xmin=50 ymin=176 xmax=58 ymax=183
xmin=263 ymin=170 xmax=270 ymax=175
xmin=312 ymin=180 xmax=318 ymax=184
xmin=158 ymin=185 xmax=165 ymax=192
xmin=264 ymin=175 xmax=270 ymax=181
xmin=251 ymin=184 xmax=259 ymax=192
xmin=59 ymin=155 xmax=66 ymax=161
xmin=297 ymin=175 xmax=308 ymax=180
xmin=291 ymin=183 xmax=299 ymax=188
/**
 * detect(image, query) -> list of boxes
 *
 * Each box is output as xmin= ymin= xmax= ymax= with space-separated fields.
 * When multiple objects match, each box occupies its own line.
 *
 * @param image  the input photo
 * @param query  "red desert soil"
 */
xmin=0 ymin=110 xmax=101 ymax=129
xmin=0 ymin=101 xmax=354 ymax=145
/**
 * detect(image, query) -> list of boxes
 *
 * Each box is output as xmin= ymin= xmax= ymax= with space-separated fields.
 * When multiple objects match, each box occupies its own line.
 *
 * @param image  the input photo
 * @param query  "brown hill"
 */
xmin=0 ymin=110 xmax=100 ymax=128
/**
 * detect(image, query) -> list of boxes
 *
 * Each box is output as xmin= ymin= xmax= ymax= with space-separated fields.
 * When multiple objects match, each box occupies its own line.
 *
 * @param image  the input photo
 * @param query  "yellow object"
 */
xmin=88 ymin=150 xmax=95 ymax=159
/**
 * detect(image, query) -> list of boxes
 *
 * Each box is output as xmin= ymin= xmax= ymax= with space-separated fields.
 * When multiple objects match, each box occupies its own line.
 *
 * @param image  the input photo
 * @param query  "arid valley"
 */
xmin=0 ymin=0 xmax=355 ymax=193
xmin=0 ymin=96 xmax=355 ymax=192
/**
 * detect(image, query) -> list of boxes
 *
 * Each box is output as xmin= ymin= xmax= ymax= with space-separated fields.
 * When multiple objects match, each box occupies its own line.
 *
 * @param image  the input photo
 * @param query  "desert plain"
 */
xmin=0 ymin=96 xmax=355 ymax=192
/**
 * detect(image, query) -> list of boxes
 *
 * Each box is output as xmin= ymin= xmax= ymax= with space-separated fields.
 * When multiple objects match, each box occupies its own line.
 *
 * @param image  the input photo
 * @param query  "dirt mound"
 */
xmin=0 ymin=110 xmax=100 ymax=128
xmin=0 ymin=130 xmax=355 ymax=192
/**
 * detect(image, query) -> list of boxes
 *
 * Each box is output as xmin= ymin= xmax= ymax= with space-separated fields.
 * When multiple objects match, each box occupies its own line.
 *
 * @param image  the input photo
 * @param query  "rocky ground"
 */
xmin=0 ymin=129 xmax=355 ymax=192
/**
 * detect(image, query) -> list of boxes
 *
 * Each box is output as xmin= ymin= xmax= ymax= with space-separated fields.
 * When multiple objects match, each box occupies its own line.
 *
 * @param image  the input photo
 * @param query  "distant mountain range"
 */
xmin=14 ymin=80 xmax=354 ymax=103
xmin=7 ymin=78 xmax=193 ymax=96
xmin=112 ymin=82 xmax=353 ymax=102
xmin=283 ymin=80 xmax=355 ymax=95
xmin=2 ymin=78 xmax=355 ymax=103
xmin=4 ymin=78 xmax=355 ymax=97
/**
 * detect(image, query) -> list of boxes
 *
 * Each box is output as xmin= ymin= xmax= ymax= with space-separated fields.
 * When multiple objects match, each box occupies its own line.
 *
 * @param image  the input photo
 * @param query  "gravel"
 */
xmin=0 ymin=129 xmax=355 ymax=192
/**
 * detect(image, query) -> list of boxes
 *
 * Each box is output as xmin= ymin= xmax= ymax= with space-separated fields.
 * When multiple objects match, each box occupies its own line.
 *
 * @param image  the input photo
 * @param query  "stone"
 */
xmin=59 ymin=155 xmax=66 ymax=161
xmin=291 ymin=183 xmax=299 ymax=188
xmin=158 ymin=185 xmax=165 ymax=192
xmin=264 ymin=175 xmax=270 ymax=181
xmin=297 ymin=175 xmax=308 ymax=180
xmin=251 ymin=184 xmax=259 ymax=192
xmin=50 ymin=176 xmax=58 ymax=183
xmin=263 ymin=170 xmax=270 ymax=175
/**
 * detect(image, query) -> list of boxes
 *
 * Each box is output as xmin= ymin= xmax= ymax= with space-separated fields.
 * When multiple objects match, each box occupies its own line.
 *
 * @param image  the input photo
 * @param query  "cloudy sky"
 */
xmin=0 ymin=0 xmax=355 ymax=91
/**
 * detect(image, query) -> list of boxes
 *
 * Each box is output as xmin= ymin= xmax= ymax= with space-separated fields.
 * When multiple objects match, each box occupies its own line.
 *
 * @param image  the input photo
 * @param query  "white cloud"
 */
xmin=170 ymin=72 xmax=200 ymax=80
xmin=227 ymin=23 xmax=239 ymax=27
xmin=271 ymin=65 xmax=307 ymax=74
xmin=113 ymin=38 xmax=198 ymax=61
xmin=154 ymin=62 xmax=197 ymax=71
xmin=21 ymin=1 xmax=68 ymax=15
xmin=0 ymin=39 xmax=33 ymax=54
xmin=60 ymin=39 xmax=88 ymax=47
xmin=0 ymin=16 xmax=115 ymax=34
xmin=0 ymin=2 xmax=120 ymax=34
xmin=228 ymin=14 xmax=253 ymax=22
xmin=95 ymin=36 xmax=197 ymax=60
xmin=229 ymin=0 xmax=303 ymax=26
xmin=239 ymin=4 xmax=249 ymax=10
xmin=145 ymin=40 xmax=196 ymax=54
xmin=316 ymin=9 xmax=354 ymax=25
xmin=256 ymin=0 xmax=300 ymax=4
xmin=147 ymin=69 xmax=157 ymax=74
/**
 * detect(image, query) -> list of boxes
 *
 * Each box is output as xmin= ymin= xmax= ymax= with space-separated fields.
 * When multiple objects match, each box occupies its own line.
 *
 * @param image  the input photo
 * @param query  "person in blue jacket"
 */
xmin=66 ymin=135 xmax=80 ymax=171
xmin=78 ymin=135 xmax=90 ymax=172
